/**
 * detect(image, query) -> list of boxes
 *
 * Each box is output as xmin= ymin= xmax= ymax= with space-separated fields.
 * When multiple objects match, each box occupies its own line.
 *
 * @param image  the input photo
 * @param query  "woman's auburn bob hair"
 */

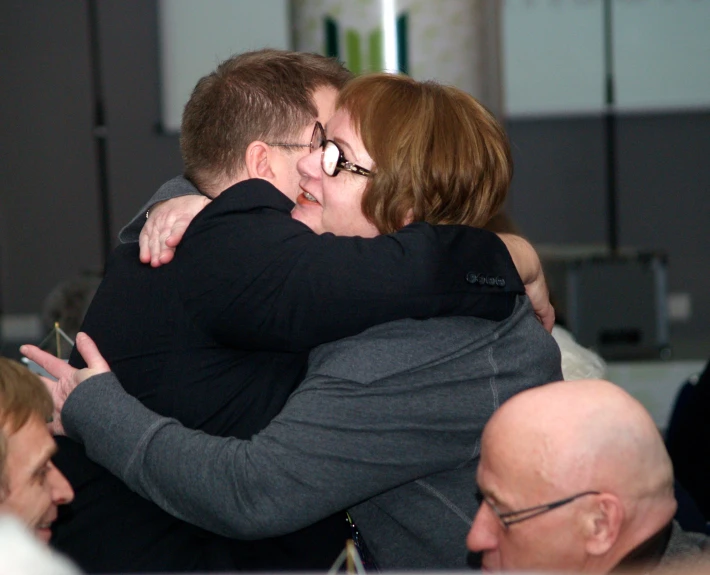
xmin=337 ymin=73 xmax=513 ymax=234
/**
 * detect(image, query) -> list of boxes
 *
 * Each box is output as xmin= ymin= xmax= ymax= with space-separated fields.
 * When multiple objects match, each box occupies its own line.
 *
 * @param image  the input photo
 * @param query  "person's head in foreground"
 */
xmin=0 ymin=358 xmax=74 ymax=543
xmin=292 ymin=72 xmax=512 ymax=236
xmin=181 ymin=48 xmax=351 ymax=198
xmin=0 ymin=514 xmax=80 ymax=575
xmin=467 ymin=378 xmax=685 ymax=573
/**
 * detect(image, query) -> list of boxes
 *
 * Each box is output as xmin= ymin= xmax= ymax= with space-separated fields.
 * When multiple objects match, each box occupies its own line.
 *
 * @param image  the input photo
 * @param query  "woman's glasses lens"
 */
xmin=310 ymin=121 xmax=373 ymax=178
xmin=321 ymin=141 xmax=341 ymax=176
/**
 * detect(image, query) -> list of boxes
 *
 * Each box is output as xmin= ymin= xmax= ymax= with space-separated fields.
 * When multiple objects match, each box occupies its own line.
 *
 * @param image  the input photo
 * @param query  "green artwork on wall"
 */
xmin=324 ymin=14 xmax=408 ymax=75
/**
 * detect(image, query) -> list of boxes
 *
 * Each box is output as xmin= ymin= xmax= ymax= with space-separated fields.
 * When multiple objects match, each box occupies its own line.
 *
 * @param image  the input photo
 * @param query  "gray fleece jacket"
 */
xmin=63 ymin=296 xmax=561 ymax=570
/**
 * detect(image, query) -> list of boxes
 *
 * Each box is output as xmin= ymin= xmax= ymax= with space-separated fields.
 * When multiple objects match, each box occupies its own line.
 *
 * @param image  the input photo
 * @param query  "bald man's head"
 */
xmin=467 ymin=379 xmax=677 ymax=573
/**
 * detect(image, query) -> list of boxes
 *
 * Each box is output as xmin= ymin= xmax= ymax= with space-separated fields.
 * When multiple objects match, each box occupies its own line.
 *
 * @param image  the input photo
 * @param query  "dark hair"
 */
xmin=181 ymin=49 xmax=352 ymax=195
xmin=338 ymin=73 xmax=513 ymax=233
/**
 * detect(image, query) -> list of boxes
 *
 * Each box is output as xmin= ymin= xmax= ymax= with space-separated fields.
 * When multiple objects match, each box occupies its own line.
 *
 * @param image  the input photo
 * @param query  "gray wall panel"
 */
xmin=616 ymin=113 xmax=710 ymax=345
xmin=1 ymin=1 xmax=102 ymax=315
xmin=96 ymin=0 xmax=182 ymax=242
xmin=0 ymin=1 xmax=181 ymax=322
xmin=506 ymin=117 xmax=607 ymax=244
xmin=507 ymin=113 xmax=710 ymax=347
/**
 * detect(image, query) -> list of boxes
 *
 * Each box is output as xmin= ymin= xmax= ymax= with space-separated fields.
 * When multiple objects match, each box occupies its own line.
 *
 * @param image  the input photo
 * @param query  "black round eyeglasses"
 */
xmin=309 ymin=121 xmax=373 ymax=178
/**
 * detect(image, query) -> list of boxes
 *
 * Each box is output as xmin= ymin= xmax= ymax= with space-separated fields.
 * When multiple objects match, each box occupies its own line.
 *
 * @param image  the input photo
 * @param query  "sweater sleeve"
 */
xmin=118 ymin=176 xmax=202 ymax=243
xmin=175 ymin=181 xmax=524 ymax=351
xmin=62 ymin=369 xmax=478 ymax=539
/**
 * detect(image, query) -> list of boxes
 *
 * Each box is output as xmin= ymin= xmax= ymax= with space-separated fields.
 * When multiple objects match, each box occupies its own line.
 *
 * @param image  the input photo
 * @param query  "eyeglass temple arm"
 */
xmin=499 ymin=491 xmax=601 ymax=525
xmin=342 ymin=162 xmax=373 ymax=178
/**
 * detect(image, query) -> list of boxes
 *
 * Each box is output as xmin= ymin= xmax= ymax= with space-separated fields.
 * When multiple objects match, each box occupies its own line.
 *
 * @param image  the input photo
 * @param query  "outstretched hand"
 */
xmin=20 ymin=333 xmax=110 ymax=436
xmin=139 ymin=195 xmax=211 ymax=267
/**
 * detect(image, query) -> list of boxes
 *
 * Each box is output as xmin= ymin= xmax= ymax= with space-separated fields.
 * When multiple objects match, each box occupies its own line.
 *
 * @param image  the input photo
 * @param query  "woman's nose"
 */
xmin=297 ymin=146 xmax=323 ymax=180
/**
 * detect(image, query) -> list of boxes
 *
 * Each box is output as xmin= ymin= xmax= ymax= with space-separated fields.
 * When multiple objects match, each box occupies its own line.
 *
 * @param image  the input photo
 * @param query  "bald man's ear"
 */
xmin=584 ymin=494 xmax=624 ymax=556
xmin=244 ymin=141 xmax=276 ymax=181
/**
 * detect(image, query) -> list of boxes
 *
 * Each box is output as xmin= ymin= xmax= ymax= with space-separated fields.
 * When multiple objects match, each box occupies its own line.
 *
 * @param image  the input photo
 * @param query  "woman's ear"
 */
xmin=244 ymin=141 xmax=276 ymax=181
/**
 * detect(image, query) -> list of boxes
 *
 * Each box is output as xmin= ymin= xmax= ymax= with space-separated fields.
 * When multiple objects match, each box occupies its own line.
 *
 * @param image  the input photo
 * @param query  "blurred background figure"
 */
xmin=666 ymin=358 xmax=710 ymax=525
xmin=0 ymin=515 xmax=80 ymax=575
xmin=40 ymin=274 xmax=101 ymax=360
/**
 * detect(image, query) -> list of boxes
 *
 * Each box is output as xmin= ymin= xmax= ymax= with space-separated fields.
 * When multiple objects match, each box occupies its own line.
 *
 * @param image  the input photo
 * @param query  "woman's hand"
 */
xmin=524 ymin=271 xmax=555 ymax=333
xmin=20 ymin=333 xmax=110 ymax=436
xmin=140 ymin=195 xmax=211 ymax=267
xmin=497 ymin=233 xmax=555 ymax=332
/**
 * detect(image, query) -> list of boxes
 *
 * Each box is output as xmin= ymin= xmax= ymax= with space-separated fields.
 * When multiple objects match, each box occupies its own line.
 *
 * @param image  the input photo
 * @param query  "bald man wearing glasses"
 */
xmin=467 ymin=379 xmax=710 ymax=573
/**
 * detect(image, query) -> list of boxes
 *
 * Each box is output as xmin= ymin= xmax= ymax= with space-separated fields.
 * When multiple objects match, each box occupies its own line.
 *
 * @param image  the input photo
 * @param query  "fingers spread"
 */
xmin=75 ymin=333 xmax=110 ymax=372
xmin=19 ymin=345 xmax=71 ymax=380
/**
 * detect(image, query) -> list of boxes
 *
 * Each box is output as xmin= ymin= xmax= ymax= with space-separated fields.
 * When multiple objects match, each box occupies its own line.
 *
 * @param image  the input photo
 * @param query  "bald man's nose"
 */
xmin=467 ymin=506 xmax=499 ymax=552
xmin=48 ymin=464 xmax=74 ymax=505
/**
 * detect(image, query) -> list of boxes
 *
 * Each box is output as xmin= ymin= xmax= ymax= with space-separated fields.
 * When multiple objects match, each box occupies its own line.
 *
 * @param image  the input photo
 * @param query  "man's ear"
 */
xmin=584 ymin=493 xmax=624 ymax=556
xmin=244 ymin=141 xmax=276 ymax=181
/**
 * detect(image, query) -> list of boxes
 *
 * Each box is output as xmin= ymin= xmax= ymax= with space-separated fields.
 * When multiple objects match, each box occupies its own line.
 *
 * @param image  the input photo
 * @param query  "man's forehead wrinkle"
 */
xmin=535 ymin=432 xmax=563 ymax=489
xmin=494 ymin=394 xmax=598 ymax=495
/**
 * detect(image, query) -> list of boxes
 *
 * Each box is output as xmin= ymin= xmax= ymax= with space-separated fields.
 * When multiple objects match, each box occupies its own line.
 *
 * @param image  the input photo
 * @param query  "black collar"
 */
xmin=613 ymin=521 xmax=673 ymax=573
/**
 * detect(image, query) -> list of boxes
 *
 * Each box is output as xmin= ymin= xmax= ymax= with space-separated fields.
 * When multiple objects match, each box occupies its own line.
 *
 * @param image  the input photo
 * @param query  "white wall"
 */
xmin=158 ymin=0 xmax=290 ymax=132
xmin=503 ymin=0 xmax=710 ymax=117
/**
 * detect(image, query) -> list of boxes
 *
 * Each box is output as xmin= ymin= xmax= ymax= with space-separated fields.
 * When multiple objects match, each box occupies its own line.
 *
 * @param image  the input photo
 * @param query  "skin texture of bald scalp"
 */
xmin=468 ymin=379 xmax=677 ymax=573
